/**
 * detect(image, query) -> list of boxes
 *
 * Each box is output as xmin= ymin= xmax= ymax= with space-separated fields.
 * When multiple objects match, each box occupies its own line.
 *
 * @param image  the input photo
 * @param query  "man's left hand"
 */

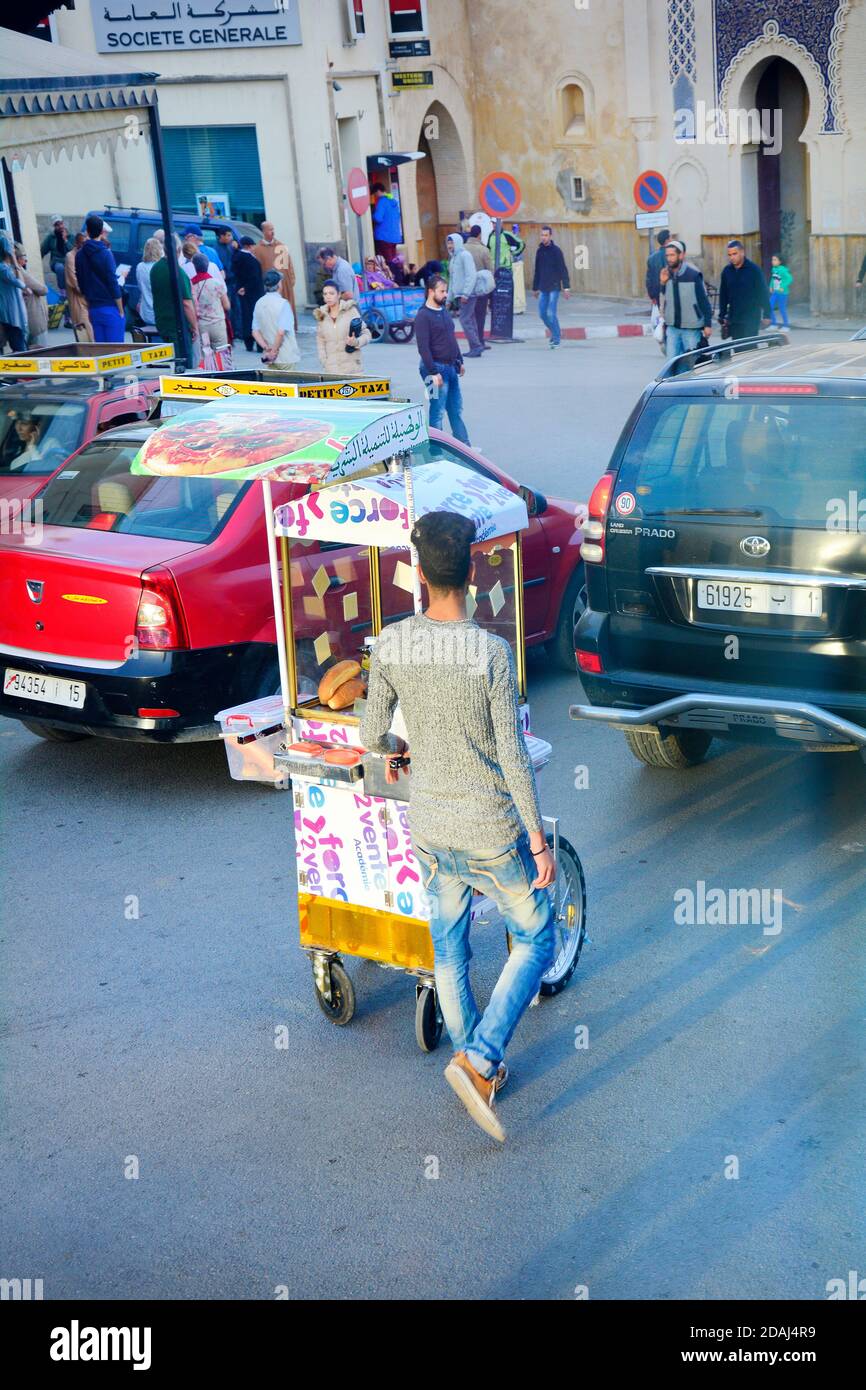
xmin=702 ymin=326 xmax=712 ymax=338
xmin=761 ymin=317 xmax=771 ymax=327
xmin=563 ymin=289 xmax=571 ymax=299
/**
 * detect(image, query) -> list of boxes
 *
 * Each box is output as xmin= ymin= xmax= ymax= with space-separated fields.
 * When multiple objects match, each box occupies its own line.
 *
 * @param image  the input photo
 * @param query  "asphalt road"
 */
xmin=1 ymin=328 xmax=863 ymax=1300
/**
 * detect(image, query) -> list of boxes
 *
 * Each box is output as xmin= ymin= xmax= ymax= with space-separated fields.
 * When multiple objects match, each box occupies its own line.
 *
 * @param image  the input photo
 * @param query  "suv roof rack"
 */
xmin=655 ymin=332 xmax=789 ymax=381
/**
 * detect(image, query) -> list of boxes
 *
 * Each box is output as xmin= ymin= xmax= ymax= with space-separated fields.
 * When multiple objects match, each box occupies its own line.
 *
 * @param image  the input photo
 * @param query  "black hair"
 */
xmin=216 ymin=225 xmax=233 ymax=237
xmin=541 ymin=224 xmax=553 ymax=234
xmin=371 ymin=182 xmax=386 ymax=194
xmin=318 ymin=246 xmax=335 ymax=259
xmin=426 ymin=273 xmax=447 ymax=294
xmin=656 ymin=229 xmax=670 ymax=246
xmin=86 ymin=214 xmax=104 ymax=239
xmin=411 ymin=511 xmax=475 ymax=591
xmin=727 ymin=238 xmax=745 ymax=250
xmin=469 ymin=224 xmax=482 ymax=237
xmin=239 ymin=235 xmax=255 ymax=247
xmin=321 ymin=278 xmax=340 ymax=293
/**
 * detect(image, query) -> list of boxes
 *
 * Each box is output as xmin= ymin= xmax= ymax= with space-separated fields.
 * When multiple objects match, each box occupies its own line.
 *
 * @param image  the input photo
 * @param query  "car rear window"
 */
xmin=37 ymin=437 xmax=247 ymax=542
xmin=0 ymin=398 xmax=86 ymax=477
xmin=616 ymin=396 xmax=866 ymax=527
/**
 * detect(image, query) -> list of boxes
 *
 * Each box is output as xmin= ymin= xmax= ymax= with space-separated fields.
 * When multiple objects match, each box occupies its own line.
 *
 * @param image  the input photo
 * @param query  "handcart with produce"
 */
xmin=358 ymin=285 xmax=426 ymax=343
xmin=131 ymin=396 xmax=587 ymax=1049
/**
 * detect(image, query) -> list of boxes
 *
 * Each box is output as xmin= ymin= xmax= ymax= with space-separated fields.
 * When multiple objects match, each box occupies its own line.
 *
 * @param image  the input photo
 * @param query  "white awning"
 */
xmin=0 ymin=27 xmax=158 ymax=164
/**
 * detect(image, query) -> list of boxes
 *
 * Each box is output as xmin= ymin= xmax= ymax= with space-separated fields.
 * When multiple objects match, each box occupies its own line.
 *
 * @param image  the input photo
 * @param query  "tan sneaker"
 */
xmin=444 ymin=1052 xmax=506 ymax=1142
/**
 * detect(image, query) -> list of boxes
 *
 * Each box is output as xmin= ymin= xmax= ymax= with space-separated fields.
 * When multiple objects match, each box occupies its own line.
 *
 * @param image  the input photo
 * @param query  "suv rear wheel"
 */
xmin=624 ymin=726 xmax=712 ymax=769
xmin=551 ymin=564 xmax=587 ymax=672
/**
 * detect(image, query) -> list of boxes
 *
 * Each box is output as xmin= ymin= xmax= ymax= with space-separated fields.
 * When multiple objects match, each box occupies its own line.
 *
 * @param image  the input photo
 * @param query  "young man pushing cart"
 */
xmin=360 ymin=512 xmax=556 ymax=1143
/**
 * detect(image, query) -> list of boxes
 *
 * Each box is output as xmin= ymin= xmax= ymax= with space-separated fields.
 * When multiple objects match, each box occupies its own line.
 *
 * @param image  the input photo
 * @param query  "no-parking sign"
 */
xmin=479 ymin=171 xmax=522 ymax=220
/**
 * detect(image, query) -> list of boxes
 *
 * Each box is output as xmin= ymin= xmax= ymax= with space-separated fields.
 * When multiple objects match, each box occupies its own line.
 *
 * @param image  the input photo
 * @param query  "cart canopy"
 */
xmin=131 ymin=398 xmax=427 ymax=484
xmin=274 ymin=458 xmax=529 ymax=545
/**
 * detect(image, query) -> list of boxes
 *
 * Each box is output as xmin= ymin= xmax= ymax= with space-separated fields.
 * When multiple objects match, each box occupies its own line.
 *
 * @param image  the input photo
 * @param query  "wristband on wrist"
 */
xmin=531 ymin=848 xmax=548 ymax=857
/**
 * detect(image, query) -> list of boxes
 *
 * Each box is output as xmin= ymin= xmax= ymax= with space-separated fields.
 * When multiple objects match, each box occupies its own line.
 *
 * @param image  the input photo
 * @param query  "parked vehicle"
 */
xmin=571 ymin=335 xmax=866 ymax=767
xmin=0 ymin=425 xmax=586 ymax=744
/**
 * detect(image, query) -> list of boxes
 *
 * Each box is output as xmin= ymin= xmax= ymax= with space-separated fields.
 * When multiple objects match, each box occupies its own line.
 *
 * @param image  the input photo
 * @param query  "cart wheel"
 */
xmin=388 ymin=322 xmax=415 ymax=343
xmin=415 ymin=985 xmax=443 ymax=1052
xmin=314 ymin=960 xmax=356 ymax=1026
xmin=364 ymin=308 xmax=387 ymax=342
xmin=505 ymin=833 xmax=587 ymax=996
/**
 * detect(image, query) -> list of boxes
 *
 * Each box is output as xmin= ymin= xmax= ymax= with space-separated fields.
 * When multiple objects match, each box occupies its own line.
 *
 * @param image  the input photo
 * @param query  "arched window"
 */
xmin=560 ymin=82 xmax=586 ymax=138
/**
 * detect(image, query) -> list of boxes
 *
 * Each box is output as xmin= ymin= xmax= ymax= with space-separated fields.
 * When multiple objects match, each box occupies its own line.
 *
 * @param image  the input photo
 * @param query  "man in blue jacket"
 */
xmin=371 ymin=182 xmax=402 ymax=263
xmin=75 ymin=215 xmax=124 ymax=342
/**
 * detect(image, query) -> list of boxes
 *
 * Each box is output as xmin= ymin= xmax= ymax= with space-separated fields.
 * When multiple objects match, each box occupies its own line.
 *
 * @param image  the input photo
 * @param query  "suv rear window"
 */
xmin=0 ymin=398 xmax=87 ymax=477
xmin=617 ymin=396 xmax=866 ymax=527
xmin=37 ymin=436 xmax=246 ymax=542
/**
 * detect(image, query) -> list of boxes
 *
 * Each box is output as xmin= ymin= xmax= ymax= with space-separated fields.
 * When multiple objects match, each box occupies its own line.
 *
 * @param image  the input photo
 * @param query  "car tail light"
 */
xmin=582 ymin=472 xmax=615 ymax=563
xmin=135 ymin=568 xmax=189 ymax=651
xmin=577 ymin=650 xmax=604 ymax=674
xmin=138 ymin=708 xmax=181 ymax=719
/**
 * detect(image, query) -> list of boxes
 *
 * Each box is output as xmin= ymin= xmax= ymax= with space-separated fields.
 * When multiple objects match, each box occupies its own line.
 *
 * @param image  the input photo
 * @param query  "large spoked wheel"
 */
xmin=388 ymin=321 xmax=415 ymax=343
xmin=539 ymin=832 xmax=586 ymax=995
xmin=363 ymin=308 xmax=387 ymax=342
xmin=506 ymin=833 xmax=586 ymax=995
xmin=313 ymin=959 xmax=356 ymax=1026
xmin=415 ymin=985 xmax=444 ymax=1052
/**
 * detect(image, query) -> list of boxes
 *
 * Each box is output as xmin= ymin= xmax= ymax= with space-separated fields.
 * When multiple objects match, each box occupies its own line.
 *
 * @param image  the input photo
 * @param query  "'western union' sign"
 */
xmin=391 ymin=71 xmax=434 ymax=89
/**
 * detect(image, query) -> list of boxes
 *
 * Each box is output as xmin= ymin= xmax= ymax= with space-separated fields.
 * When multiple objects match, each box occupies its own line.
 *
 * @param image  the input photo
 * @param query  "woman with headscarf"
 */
xmin=190 ymin=252 xmax=231 ymax=366
xmin=15 ymin=243 xmax=49 ymax=347
xmin=363 ymin=256 xmax=397 ymax=290
xmin=136 ymin=236 xmax=163 ymax=328
xmin=64 ymin=232 xmax=92 ymax=341
xmin=0 ymin=234 xmax=28 ymax=353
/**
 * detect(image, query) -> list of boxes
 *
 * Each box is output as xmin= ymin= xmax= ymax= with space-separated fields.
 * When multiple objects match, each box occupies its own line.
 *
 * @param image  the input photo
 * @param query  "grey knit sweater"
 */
xmin=359 ymin=613 xmax=543 ymax=851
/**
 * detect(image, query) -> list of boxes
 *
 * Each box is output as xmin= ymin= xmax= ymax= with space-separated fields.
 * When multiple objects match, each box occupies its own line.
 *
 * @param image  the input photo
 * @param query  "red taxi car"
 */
xmin=0 ymin=422 xmax=585 ymax=743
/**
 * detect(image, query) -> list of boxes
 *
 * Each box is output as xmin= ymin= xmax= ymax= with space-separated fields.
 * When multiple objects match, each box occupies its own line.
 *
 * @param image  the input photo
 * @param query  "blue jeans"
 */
xmin=538 ymin=289 xmax=561 ymax=343
xmin=419 ymin=360 xmax=470 ymax=444
xmin=770 ymin=291 xmax=789 ymax=326
xmin=665 ymin=326 xmax=703 ymax=360
xmin=412 ymin=833 xmax=556 ymax=1079
xmin=89 ymin=304 xmax=125 ymax=343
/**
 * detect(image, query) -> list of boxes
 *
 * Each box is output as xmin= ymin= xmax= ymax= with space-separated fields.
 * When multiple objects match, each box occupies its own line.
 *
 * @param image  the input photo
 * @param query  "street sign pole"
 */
xmin=479 ymin=174 xmax=522 ymax=344
xmin=356 ymin=212 xmax=367 ymax=291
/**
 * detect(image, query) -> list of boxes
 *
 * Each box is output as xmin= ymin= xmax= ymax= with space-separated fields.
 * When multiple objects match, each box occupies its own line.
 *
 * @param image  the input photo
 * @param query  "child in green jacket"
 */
xmin=769 ymin=254 xmax=793 ymax=328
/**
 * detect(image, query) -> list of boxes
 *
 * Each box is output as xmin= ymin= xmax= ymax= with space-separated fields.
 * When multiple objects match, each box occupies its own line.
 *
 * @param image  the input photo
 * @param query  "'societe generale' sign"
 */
xmin=90 ymin=0 xmax=301 ymax=51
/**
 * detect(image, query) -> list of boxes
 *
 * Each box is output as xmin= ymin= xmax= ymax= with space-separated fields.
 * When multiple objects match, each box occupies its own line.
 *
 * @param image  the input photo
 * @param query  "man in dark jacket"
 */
xmin=232 ymin=236 xmax=265 ymax=351
xmin=645 ymin=229 xmax=670 ymax=304
xmin=658 ymin=239 xmax=713 ymax=368
xmin=532 ymin=226 xmax=570 ymax=347
xmin=718 ymin=239 xmax=771 ymax=341
xmin=415 ymin=274 xmax=470 ymax=445
xmin=75 ymin=215 xmax=124 ymax=343
xmin=216 ymin=226 xmax=241 ymax=337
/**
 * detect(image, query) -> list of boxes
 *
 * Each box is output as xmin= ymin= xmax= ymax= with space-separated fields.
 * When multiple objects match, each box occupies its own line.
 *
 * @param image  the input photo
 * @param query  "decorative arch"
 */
xmin=715 ymin=4 xmax=850 ymax=133
xmin=553 ymin=70 xmax=595 ymax=141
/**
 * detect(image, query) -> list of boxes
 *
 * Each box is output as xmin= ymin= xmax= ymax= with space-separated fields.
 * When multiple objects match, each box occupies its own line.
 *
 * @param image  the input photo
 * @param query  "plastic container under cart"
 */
xmin=215 ymin=695 xmax=288 ymax=787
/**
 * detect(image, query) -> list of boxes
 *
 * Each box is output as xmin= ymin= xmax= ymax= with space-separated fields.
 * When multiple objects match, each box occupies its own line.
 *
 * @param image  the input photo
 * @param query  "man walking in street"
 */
xmin=415 ymin=274 xmax=470 ymax=444
xmin=446 ymin=231 xmax=482 ymax=358
xmin=464 ymin=224 xmax=494 ymax=349
xmin=645 ymin=228 xmax=670 ymax=305
xmin=658 ymin=238 xmax=713 ymax=367
xmin=718 ymin=239 xmax=771 ymax=341
xmin=360 ymin=511 xmax=556 ymax=1143
xmin=40 ymin=217 xmax=70 ymax=320
xmin=75 ymin=215 xmax=125 ymax=343
xmin=317 ymin=246 xmax=356 ymax=301
xmin=532 ymin=226 xmax=570 ymax=347
xmin=252 ymin=221 xmax=297 ymax=329
xmin=232 ymin=236 xmax=265 ymax=351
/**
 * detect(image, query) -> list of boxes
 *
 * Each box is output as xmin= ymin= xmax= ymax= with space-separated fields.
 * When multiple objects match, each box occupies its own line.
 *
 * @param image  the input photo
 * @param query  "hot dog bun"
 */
xmin=327 ymin=676 xmax=366 ymax=710
xmin=318 ymin=660 xmax=361 ymax=704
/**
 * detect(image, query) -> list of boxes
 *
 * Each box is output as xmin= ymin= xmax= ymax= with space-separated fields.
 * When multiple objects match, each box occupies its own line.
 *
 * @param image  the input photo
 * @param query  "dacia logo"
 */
xmin=26 ymin=579 xmax=44 ymax=604
xmin=740 ymin=535 xmax=771 ymax=558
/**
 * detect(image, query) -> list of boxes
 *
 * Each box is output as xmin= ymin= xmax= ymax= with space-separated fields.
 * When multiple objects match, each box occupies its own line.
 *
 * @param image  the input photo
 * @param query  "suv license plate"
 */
xmin=3 ymin=668 xmax=86 ymax=709
xmin=697 ymin=581 xmax=822 ymax=617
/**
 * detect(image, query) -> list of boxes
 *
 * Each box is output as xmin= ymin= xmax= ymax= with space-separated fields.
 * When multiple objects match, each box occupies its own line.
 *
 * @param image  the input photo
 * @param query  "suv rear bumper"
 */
xmin=571 ymin=686 xmax=866 ymax=751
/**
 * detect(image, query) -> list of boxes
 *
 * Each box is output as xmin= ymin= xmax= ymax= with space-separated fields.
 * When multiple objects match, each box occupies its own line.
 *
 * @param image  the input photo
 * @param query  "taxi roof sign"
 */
xmin=158 ymin=374 xmax=391 ymax=402
xmin=0 ymin=343 xmax=174 ymax=377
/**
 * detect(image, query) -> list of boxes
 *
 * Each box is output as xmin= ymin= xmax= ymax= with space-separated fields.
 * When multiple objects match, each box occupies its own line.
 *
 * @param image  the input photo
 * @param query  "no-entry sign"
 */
xmin=347 ymin=168 xmax=370 ymax=216
xmin=633 ymin=169 xmax=668 ymax=213
xmin=479 ymin=171 xmax=522 ymax=220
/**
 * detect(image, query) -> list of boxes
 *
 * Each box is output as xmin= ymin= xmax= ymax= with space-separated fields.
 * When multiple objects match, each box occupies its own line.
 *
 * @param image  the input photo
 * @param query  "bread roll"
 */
xmin=318 ymin=660 xmax=361 ymax=704
xmin=327 ymin=676 xmax=366 ymax=710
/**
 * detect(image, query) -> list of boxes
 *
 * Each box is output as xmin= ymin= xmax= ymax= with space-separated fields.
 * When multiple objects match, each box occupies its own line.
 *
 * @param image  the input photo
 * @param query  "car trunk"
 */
xmin=0 ymin=529 xmax=202 ymax=664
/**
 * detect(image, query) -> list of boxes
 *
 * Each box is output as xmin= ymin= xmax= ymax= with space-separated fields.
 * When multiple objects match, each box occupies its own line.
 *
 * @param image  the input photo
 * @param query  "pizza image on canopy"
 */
xmin=140 ymin=411 xmax=335 ymax=477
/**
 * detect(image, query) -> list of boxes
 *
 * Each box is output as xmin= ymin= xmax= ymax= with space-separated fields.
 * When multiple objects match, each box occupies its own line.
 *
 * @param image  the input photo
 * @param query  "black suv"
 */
xmin=571 ymin=335 xmax=866 ymax=768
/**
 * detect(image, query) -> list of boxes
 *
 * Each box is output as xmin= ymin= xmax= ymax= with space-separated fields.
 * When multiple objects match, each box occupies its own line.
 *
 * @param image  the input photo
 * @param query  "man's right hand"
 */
xmin=533 ymin=290 xmax=540 ymax=297
xmin=431 ymin=372 xmax=443 ymax=388
xmin=530 ymin=846 xmax=555 ymax=889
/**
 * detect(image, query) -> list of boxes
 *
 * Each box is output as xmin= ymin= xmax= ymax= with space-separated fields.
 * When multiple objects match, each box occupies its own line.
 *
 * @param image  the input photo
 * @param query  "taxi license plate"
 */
xmin=3 ymin=668 xmax=86 ymax=709
xmin=697 ymin=581 xmax=822 ymax=617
